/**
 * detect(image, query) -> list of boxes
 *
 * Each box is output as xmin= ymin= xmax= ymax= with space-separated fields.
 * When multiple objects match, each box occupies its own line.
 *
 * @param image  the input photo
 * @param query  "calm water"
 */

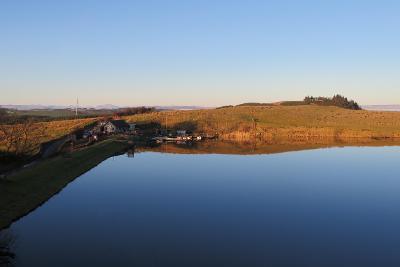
xmin=2 ymin=146 xmax=400 ymax=266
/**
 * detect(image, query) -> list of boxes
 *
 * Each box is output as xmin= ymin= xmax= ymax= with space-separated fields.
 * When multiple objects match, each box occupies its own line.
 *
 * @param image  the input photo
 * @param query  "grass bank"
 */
xmin=0 ymin=138 xmax=131 ymax=230
xmin=125 ymin=105 xmax=400 ymax=140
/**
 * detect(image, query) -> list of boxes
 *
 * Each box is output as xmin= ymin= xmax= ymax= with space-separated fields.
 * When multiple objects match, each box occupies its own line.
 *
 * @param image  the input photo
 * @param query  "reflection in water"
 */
xmin=4 ymin=143 xmax=400 ymax=266
xmin=0 ymin=230 xmax=15 ymax=267
xmin=138 ymin=139 xmax=400 ymax=155
xmin=126 ymin=148 xmax=135 ymax=158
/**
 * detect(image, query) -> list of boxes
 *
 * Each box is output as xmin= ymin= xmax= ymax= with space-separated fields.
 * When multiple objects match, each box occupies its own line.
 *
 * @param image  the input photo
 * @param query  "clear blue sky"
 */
xmin=1 ymin=0 xmax=399 ymax=106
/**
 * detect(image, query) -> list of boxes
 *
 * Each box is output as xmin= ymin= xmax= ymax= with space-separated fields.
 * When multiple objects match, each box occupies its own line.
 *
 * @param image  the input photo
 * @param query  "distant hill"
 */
xmin=0 ymin=104 xmax=209 ymax=111
xmin=0 ymin=105 xmax=68 ymax=110
xmin=362 ymin=105 xmax=400 ymax=112
xmin=92 ymin=104 xmax=120 ymax=110
xmin=236 ymin=95 xmax=361 ymax=110
xmin=0 ymin=104 xmax=120 ymax=110
xmin=155 ymin=106 xmax=210 ymax=110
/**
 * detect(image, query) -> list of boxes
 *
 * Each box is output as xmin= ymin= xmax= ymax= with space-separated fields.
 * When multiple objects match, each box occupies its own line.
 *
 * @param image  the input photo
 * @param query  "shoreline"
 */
xmin=0 ymin=138 xmax=132 ymax=230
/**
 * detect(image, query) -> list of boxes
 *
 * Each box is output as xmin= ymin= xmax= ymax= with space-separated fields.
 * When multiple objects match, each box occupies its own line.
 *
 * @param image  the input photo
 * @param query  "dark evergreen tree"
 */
xmin=304 ymin=94 xmax=361 ymax=110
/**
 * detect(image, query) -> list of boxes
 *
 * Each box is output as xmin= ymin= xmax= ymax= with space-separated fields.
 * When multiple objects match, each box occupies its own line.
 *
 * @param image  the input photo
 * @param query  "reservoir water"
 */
xmin=2 ymin=145 xmax=400 ymax=266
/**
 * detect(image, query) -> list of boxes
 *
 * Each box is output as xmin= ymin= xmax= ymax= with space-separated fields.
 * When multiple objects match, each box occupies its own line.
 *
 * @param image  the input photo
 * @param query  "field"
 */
xmin=0 ymin=118 xmax=97 ymax=154
xmin=0 ymin=138 xmax=131 ymax=230
xmin=125 ymin=105 xmax=400 ymax=140
xmin=11 ymin=109 xmax=79 ymax=118
xmin=7 ymin=108 xmax=115 ymax=120
xmin=35 ymin=118 xmax=97 ymax=140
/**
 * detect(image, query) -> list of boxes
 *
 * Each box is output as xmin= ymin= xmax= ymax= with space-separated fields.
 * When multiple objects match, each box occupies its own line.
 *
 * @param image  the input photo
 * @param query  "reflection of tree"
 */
xmin=0 ymin=230 xmax=15 ymax=267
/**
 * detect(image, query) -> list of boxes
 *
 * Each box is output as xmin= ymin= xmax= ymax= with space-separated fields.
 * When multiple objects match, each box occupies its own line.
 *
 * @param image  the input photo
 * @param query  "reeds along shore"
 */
xmin=217 ymin=128 xmax=400 ymax=142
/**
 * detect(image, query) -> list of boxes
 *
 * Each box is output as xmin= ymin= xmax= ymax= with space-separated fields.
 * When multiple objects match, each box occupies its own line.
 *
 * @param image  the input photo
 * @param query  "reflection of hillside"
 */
xmin=137 ymin=139 xmax=400 ymax=155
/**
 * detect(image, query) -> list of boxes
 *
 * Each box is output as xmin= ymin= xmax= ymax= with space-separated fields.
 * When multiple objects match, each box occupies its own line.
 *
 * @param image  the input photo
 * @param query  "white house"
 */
xmin=129 ymin=123 xmax=136 ymax=131
xmin=103 ymin=120 xmax=130 ymax=134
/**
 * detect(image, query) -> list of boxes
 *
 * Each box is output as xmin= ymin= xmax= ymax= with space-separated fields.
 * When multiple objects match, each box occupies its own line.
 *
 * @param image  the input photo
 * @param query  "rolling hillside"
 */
xmin=125 ymin=105 xmax=400 ymax=140
xmin=0 ymin=118 xmax=97 ymax=154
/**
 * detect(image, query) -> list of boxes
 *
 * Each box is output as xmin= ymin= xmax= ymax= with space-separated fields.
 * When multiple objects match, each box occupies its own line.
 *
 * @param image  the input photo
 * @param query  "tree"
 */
xmin=0 ymin=120 xmax=47 ymax=157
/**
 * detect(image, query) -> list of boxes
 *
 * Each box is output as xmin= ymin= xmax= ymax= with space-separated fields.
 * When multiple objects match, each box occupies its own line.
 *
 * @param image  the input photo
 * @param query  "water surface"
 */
xmin=2 ymin=145 xmax=400 ymax=266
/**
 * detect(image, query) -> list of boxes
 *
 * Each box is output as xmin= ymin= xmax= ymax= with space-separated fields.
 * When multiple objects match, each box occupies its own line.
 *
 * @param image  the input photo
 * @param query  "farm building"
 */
xmin=129 ymin=123 xmax=136 ymax=131
xmin=103 ymin=120 xmax=130 ymax=134
xmin=176 ymin=130 xmax=192 ymax=136
xmin=92 ymin=121 xmax=107 ymax=134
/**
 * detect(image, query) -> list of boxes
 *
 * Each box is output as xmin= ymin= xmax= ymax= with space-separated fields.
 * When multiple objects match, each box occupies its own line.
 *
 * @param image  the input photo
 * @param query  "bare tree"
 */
xmin=0 ymin=120 xmax=47 ymax=156
xmin=0 ymin=230 xmax=15 ymax=267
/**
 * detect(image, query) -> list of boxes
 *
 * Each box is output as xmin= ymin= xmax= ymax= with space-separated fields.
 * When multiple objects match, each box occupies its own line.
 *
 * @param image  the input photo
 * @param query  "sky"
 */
xmin=1 ymin=0 xmax=399 ymax=107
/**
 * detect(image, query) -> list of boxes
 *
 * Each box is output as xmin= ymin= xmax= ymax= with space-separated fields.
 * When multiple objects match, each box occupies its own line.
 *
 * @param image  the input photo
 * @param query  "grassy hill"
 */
xmin=0 ymin=118 xmax=97 ymax=154
xmin=3 ymin=105 xmax=400 ymax=156
xmin=125 ymin=105 xmax=400 ymax=140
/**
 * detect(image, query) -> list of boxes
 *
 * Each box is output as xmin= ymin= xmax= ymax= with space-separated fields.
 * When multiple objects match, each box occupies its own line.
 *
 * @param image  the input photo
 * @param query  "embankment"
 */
xmin=0 ymin=139 xmax=131 ymax=230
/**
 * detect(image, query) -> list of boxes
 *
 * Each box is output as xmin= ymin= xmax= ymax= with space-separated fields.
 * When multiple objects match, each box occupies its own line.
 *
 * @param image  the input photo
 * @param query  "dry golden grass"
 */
xmin=0 ymin=118 xmax=96 ymax=153
xmin=125 ymin=105 xmax=400 ymax=140
xmin=37 ymin=118 xmax=97 ymax=140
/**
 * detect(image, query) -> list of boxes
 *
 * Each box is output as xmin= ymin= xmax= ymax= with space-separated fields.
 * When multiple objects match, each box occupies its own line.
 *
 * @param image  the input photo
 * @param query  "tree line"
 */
xmin=113 ymin=107 xmax=155 ymax=116
xmin=304 ymin=94 xmax=361 ymax=110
